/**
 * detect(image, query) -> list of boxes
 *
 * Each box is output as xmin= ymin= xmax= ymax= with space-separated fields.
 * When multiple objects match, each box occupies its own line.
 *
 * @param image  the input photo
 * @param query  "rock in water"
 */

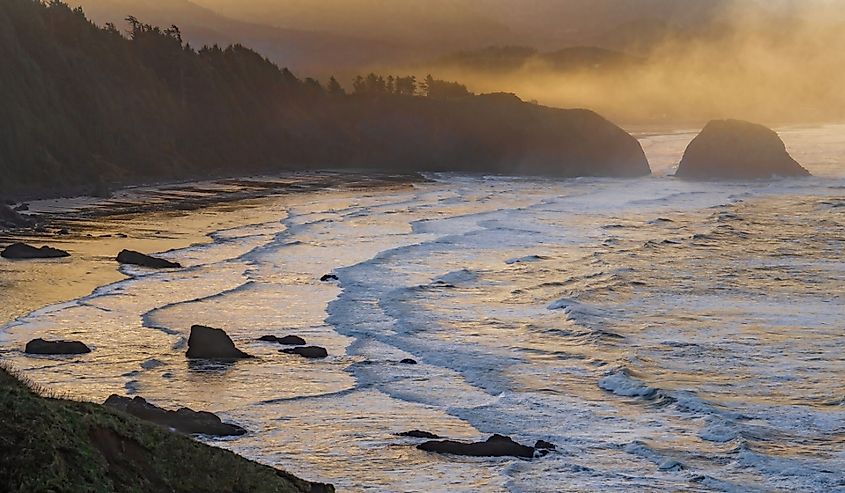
xmin=676 ymin=120 xmax=810 ymax=179
xmin=103 ymin=395 xmax=246 ymax=436
xmin=116 ymin=249 xmax=182 ymax=269
xmin=258 ymin=335 xmax=307 ymax=345
xmin=2 ymin=243 xmax=70 ymax=259
xmin=400 ymin=358 xmax=418 ymax=365
xmin=25 ymin=338 xmax=90 ymax=355
xmin=280 ymin=346 xmax=329 ymax=359
xmin=399 ymin=430 xmax=441 ymax=439
xmin=417 ymin=434 xmax=535 ymax=458
xmin=186 ymin=325 xmax=253 ymax=359
xmin=534 ymin=440 xmax=556 ymax=450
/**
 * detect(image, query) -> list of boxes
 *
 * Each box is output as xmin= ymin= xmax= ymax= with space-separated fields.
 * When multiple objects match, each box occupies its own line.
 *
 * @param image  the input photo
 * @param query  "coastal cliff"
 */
xmin=0 ymin=0 xmax=649 ymax=199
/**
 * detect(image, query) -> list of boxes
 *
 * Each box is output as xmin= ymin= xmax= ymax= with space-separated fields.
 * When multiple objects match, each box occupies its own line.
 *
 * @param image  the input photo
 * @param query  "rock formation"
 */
xmin=2 ymin=243 xmax=70 ymax=259
xmin=104 ymin=395 xmax=246 ymax=436
xmin=25 ymin=338 xmax=90 ymax=355
xmin=117 ymin=249 xmax=182 ymax=269
xmin=186 ymin=325 xmax=253 ymax=359
xmin=676 ymin=120 xmax=810 ymax=179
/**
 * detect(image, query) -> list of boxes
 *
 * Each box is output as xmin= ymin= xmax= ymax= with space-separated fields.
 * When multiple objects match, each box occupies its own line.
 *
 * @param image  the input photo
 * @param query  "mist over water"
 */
xmin=2 ymin=126 xmax=845 ymax=492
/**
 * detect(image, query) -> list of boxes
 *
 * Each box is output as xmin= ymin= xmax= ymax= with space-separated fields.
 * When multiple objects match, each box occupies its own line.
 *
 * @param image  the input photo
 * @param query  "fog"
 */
xmin=72 ymin=0 xmax=845 ymax=124
xmin=422 ymin=1 xmax=845 ymax=124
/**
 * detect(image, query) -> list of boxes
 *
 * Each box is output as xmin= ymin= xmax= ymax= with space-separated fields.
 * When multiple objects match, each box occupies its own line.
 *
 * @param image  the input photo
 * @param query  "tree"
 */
xmin=327 ymin=76 xmax=345 ymax=95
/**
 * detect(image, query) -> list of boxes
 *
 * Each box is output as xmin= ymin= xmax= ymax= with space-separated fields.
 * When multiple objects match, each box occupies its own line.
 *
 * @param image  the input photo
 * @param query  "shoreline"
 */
xmin=0 ymin=171 xmax=421 ymax=330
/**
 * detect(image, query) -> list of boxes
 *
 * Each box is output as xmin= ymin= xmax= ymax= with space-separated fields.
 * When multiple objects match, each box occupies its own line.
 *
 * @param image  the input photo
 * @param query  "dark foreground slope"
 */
xmin=0 ymin=0 xmax=649 ymax=198
xmin=0 ymin=367 xmax=333 ymax=493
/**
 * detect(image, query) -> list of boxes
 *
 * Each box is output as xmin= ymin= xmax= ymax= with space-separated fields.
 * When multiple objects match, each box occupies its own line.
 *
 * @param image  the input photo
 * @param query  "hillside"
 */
xmin=67 ymin=0 xmax=408 ymax=74
xmin=0 ymin=366 xmax=332 ymax=492
xmin=0 ymin=0 xmax=649 ymax=199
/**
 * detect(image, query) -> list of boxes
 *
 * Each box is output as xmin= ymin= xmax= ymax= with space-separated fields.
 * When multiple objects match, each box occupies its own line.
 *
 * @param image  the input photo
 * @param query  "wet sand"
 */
xmin=0 ymin=172 xmax=418 ymax=330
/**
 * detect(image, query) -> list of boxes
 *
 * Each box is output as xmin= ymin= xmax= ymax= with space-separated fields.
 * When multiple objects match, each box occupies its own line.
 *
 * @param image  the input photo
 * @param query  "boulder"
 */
xmin=258 ymin=335 xmax=307 ymax=345
xmin=400 ymin=358 xmax=418 ymax=365
xmin=280 ymin=346 xmax=328 ymax=359
xmin=418 ymin=434 xmax=535 ymax=458
xmin=103 ymin=395 xmax=246 ymax=436
xmin=0 ymin=204 xmax=34 ymax=228
xmin=320 ymin=274 xmax=339 ymax=282
xmin=116 ymin=249 xmax=182 ymax=269
xmin=534 ymin=440 xmax=556 ymax=450
xmin=185 ymin=325 xmax=253 ymax=359
xmin=676 ymin=120 xmax=810 ymax=180
xmin=399 ymin=430 xmax=441 ymax=439
xmin=25 ymin=338 xmax=90 ymax=355
xmin=2 ymin=243 xmax=70 ymax=259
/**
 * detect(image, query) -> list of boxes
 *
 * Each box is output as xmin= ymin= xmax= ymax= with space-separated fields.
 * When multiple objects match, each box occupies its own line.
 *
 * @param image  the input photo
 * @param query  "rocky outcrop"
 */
xmin=417 ymin=434 xmax=536 ymax=458
xmin=280 ymin=346 xmax=328 ymax=359
xmin=116 ymin=249 xmax=182 ymax=269
xmin=676 ymin=120 xmax=810 ymax=180
xmin=0 ymin=204 xmax=34 ymax=229
xmin=186 ymin=325 xmax=253 ymax=359
xmin=258 ymin=335 xmax=307 ymax=345
xmin=399 ymin=430 xmax=441 ymax=439
xmin=2 ymin=243 xmax=70 ymax=259
xmin=103 ymin=395 xmax=246 ymax=436
xmin=25 ymin=338 xmax=91 ymax=355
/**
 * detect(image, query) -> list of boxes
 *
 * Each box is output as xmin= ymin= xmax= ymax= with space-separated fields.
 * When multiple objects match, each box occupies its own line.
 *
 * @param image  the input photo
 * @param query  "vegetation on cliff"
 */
xmin=0 ymin=365 xmax=333 ymax=492
xmin=0 ymin=0 xmax=648 ymax=198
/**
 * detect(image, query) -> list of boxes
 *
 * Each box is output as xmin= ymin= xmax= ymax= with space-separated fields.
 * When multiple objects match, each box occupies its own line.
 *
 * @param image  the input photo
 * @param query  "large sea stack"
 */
xmin=676 ymin=120 xmax=810 ymax=180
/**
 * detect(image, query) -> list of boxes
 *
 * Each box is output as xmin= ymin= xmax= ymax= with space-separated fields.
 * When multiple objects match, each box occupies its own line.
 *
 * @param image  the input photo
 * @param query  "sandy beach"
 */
xmin=0 ymin=171 xmax=418 ymax=335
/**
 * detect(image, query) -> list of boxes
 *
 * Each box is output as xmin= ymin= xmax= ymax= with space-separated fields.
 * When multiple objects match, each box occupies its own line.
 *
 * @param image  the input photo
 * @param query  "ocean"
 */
xmin=2 ymin=125 xmax=844 ymax=492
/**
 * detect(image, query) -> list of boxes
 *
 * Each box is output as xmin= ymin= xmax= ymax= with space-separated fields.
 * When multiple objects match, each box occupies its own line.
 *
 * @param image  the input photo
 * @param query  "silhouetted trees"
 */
xmin=422 ymin=75 xmax=473 ymax=99
xmin=350 ymin=73 xmax=420 ymax=96
xmin=0 ymin=0 xmax=636 ymax=197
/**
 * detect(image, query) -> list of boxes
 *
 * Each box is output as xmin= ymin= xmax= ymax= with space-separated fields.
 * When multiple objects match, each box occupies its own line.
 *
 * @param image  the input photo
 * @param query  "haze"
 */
xmin=71 ymin=0 xmax=845 ymax=124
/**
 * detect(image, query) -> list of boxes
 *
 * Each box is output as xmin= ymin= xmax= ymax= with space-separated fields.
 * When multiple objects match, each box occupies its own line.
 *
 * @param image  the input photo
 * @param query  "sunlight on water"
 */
xmin=2 ymin=126 xmax=844 ymax=492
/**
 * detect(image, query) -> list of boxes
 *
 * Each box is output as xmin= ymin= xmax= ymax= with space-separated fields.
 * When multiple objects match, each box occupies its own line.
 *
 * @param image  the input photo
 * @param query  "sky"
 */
xmin=72 ymin=0 xmax=845 ymax=124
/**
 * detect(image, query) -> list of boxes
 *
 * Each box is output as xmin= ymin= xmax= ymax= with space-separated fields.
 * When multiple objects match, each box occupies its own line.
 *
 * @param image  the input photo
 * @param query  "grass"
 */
xmin=0 ymin=364 xmax=333 ymax=493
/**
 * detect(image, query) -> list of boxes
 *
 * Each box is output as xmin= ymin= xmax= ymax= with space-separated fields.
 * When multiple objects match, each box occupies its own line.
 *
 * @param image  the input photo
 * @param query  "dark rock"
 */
xmin=0 ymin=205 xmax=34 ymax=228
xmin=399 ymin=430 xmax=441 ymax=439
xmin=676 ymin=120 xmax=811 ymax=180
xmin=2 ymin=243 xmax=70 ymax=259
xmin=258 ymin=335 xmax=307 ymax=345
xmin=117 ymin=249 xmax=181 ymax=269
xmin=418 ymin=434 xmax=535 ymax=458
xmin=186 ymin=325 xmax=253 ymax=359
xmin=280 ymin=346 xmax=328 ymax=359
xmin=25 ymin=338 xmax=90 ymax=355
xmin=400 ymin=358 xmax=418 ymax=365
xmin=57 ymin=228 xmax=69 ymax=235
xmin=103 ymin=394 xmax=246 ymax=436
xmin=320 ymin=274 xmax=339 ymax=282
xmin=534 ymin=440 xmax=556 ymax=450
xmin=12 ymin=203 xmax=29 ymax=212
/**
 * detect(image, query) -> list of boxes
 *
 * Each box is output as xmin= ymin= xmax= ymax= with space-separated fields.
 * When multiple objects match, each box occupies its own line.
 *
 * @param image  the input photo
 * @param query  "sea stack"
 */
xmin=676 ymin=120 xmax=810 ymax=180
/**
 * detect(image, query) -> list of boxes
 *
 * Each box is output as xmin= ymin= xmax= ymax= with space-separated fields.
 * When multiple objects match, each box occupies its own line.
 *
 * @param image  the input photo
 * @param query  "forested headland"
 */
xmin=0 ymin=0 xmax=649 ymax=199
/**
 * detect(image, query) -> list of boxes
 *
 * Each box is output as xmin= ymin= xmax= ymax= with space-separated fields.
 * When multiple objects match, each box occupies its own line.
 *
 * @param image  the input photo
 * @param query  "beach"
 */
xmin=1 ymin=127 xmax=844 ymax=491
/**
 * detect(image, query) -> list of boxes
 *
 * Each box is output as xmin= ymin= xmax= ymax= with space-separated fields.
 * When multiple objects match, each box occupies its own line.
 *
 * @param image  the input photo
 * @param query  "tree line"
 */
xmin=0 ymin=0 xmax=643 ymax=197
